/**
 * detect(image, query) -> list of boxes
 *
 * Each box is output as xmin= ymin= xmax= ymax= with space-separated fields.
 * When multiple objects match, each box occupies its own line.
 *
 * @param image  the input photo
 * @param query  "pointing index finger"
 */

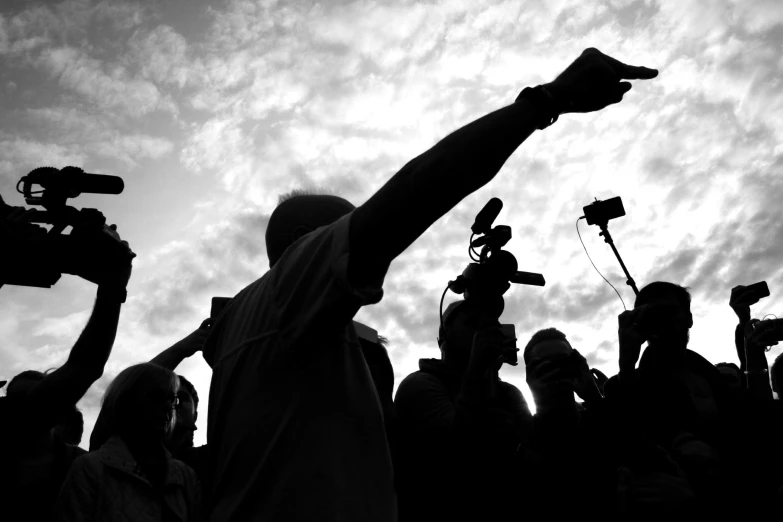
xmin=603 ymin=52 xmax=658 ymax=80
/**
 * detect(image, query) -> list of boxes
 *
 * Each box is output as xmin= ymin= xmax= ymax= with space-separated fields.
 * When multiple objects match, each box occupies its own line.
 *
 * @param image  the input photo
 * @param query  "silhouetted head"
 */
xmin=772 ymin=353 xmax=783 ymax=396
xmin=438 ymin=297 xmax=504 ymax=373
xmin=715 ymin=362 xmax=742 ymax=393
xmin=7 ymin=368 xmax=81 ymax=440
xmin=634 ymin=281 xmax=693 ymax=349
xmin=265 ymin=189 xmax=355 ymax=268
xmin=96 ymin=363 xmax=179 ymax=448
xmin=166 ymin=374 xmax=198 ymax=456
xmin=524 ymin=328 xmax=574 ymax=365
xmin=6 ymin=369 xmax=46 ymax=397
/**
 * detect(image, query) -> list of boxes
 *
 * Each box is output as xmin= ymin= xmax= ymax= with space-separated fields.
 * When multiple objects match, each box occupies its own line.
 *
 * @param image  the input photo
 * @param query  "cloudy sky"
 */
xmin=1 ymin=0 xmax=782 ymax=449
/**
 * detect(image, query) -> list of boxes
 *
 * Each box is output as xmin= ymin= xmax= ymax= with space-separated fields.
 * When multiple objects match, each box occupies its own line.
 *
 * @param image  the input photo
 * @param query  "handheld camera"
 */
xmin=440 ymin=198 xmax=545 ymax=328
xmin=1 ymin=166 xmax=129 ymax=288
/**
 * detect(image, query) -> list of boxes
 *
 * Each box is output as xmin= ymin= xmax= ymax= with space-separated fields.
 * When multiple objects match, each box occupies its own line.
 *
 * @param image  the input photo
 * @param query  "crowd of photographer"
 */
xmin=3 ymin=47 xmax=783 ymax=522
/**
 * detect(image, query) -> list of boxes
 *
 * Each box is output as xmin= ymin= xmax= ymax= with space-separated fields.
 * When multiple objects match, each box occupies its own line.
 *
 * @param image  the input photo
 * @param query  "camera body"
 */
xmin=753 ymin=318 xmax=783 ymax=344
xmin=583 ymin=196 xmax=625 ymax=226
xmin=447 ymin=198 xmax=545 ymax=305
xmin=1 ymin=166 xmax=129 ymax=288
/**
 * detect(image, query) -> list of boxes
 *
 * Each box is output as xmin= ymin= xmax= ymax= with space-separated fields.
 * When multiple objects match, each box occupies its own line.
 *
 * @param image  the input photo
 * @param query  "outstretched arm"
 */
xmin=349 ymin=48 xmax=658 ymax=286
xmin=150 ymin=319 xmax=212 ymax=370
xmin=26 ymin=245 xmax=133 ymax=428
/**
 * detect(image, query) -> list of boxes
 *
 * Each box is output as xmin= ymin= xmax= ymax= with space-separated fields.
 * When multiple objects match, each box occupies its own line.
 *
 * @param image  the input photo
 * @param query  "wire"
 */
xmin=439 ymin=285 xmax=449 ymax=334
xmin=469 ymin=233 xmax=481 ymax=262
xmin=576 ymin=216 xmax=626 ymax=311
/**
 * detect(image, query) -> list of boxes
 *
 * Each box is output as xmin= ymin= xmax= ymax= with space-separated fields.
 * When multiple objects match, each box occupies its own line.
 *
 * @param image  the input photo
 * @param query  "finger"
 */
xmin=618 ymin=82 xmax=632 ymax=95
xmin=620 ymin=64 xmax=658 ymax=80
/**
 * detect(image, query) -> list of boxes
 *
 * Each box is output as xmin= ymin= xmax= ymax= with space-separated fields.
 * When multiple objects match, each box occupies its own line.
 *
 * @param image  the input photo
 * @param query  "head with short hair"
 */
xmin=265 ymin=188 xmax=355 ymax=267
xmin=95 ymin=363 xmax=179 ymax=448
xmin=523 ymin=328 xmax=573 ymax=364
xmin=716 ymin=362 xmax=742 ymax=393
xmin=634 ymin=281 xmax=693 ymax=347
xmin=438 ymin=297 xmax=504 ymax=372
xmin=635 ymin=281 xmax=692 ymax=311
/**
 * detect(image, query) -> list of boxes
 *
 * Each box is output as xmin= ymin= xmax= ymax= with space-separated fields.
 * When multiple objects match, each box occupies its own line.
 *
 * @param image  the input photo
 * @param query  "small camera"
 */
xmin=583 ymin=196 xmax=626 ymax=226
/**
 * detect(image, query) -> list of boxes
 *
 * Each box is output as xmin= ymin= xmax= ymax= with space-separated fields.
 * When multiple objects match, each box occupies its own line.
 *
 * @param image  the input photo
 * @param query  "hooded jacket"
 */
xmin=53 ymin=436 xmax=201 ymax=522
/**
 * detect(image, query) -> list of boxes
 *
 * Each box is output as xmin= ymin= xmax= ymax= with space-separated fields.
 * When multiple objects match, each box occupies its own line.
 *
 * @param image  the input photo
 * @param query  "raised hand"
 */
xmin=467 ymin=325 xmax=519 ymax=378
xmin=729 ymin=285 xmax=761 ymax=323
xmin=619 ymin=309 xmax=647 ymax=373
xmin=546 ymin=48 xmax=658 ymax=114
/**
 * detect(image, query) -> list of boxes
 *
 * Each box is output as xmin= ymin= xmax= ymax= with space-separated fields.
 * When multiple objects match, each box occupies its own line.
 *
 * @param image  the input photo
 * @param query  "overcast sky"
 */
xmin=2 ymin=0 xmax=782 ymax=449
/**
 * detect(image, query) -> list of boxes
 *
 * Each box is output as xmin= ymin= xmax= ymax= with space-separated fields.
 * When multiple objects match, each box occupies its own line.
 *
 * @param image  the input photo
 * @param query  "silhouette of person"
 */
xmin=56 ymin=363 xmax=201 ymax=522
xmin=0 ymin=248 xmax=133 ymax=521
xmin=394 ymin=298 xmax=531 ymax=522
xmin=201 ymin=48 xmax=658 ymax=522
xmin=605 ymin=282 xmax=770 ymax=518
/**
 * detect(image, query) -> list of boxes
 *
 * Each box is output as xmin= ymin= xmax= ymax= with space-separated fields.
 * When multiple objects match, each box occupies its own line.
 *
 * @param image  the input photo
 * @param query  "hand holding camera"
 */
xmin=744 ymin=318 xmax=783 ymax=354
xmin=467 ymin=325 xmax=518 ymax=378
xmin=545 ymin=48 xmax=658 ymax=115
xmin=568 ymin=350 xmax=603 ymax=403
xmin=173 ymin=318 xmax=214 ymax=357
xmin=76 ymin=226 xmax=136 ymax=289
xmin=730 ymin=282 xmax=769 ymax=323
xmin=618 ymin=309 xmax=647 ymax=372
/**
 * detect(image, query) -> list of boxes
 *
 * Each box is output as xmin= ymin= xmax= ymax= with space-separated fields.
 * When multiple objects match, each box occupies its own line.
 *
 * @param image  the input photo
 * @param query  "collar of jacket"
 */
xmin=98 ymin=436 xmax=185 ymax=487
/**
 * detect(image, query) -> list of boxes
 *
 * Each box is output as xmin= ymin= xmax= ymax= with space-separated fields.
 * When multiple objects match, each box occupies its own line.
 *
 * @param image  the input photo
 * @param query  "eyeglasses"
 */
xmin=167 ymin=395 xmax=181 ymax=411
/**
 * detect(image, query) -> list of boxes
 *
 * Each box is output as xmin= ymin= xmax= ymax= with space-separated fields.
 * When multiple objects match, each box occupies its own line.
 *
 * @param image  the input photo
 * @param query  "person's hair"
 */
xmin=716 ymin=362 xmax=740 ymax=373
xmin=772 ymin=353 xmax=783 ymax=394
xmin=438 ymin=300 xmax=466 ymax=343
xmin=265 ymin=188 xmax=352 ymax=267
xmin=635 ymin=281 xmax=691 ymax=310
xmin=6 ymin=370 xmax=45 ymax=397
xmin=177 ymin=374 xmax=199 ymax=411
xmin=91 ymin=363 xmax=178 ymax=449
xmin=523 ymin=328 xmax=570 ymax=364
xmin=277 ymin=187 xmax=334 ymax=205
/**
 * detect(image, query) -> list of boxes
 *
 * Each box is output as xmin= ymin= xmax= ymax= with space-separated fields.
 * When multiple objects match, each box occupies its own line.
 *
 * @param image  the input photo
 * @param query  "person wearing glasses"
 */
xmin=56 ymin=363 xmax=201 ymax=522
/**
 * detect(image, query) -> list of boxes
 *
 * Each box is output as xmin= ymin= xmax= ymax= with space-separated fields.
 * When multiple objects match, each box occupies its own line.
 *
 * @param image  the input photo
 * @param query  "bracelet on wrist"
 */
xmin=515 ymin=85 xmax=561 ymax=130
xmin=744 ymin=369 xmax=768 ymax=376
xmin=97 ymin=285 xmax=128 ymax=303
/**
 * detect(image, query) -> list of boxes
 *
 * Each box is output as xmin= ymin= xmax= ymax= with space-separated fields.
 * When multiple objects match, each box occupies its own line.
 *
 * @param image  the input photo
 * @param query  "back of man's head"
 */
xmin=265 ymin=189 xmax=355 ymax=267
xmin=635 ymin=281 xmax=691 ymax=311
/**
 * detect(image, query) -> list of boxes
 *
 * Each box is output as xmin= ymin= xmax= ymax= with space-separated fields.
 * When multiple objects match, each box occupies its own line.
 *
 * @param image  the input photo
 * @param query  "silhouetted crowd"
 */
xmin=4 ymin=48 xmax=783 ymax=522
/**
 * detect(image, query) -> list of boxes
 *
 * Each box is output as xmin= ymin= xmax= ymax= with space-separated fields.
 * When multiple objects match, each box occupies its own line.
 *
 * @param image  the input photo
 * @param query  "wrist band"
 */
xmin=744 ymin=369 xmax=768 ymax=376
xmin=97 ymin=285 xmax=127 ymax=303
xmin=516 ymin=85 xmax=561 ymax=130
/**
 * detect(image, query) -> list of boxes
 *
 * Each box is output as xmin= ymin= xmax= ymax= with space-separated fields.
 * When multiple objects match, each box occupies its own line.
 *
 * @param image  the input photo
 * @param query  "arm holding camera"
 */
xmin=348 ymin=49 xmax=657 ymax=288
xmin=150 ymin=318 xmax=212 ymax=370
xmin=25 ymin=239 xmax=134 ymax=427
xmin=730 ymin=284 xmax=764 ymax=371
xmin=743 ymin=319 xmax=775 ymax=401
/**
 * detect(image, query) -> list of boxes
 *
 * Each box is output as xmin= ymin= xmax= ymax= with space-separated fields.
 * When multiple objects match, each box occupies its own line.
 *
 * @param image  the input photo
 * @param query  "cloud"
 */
xmin=38 ymin=46 xmax=176 ymax=116
xmin=0 ymin=138 xmax=87 ymax=182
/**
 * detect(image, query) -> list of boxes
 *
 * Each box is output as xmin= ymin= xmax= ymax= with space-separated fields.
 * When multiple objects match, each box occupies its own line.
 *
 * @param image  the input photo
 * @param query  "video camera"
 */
xmin=1 ymin=166 xmax=131 ymax=289
xmin=442 ymin=198 xmax=545 ymax=319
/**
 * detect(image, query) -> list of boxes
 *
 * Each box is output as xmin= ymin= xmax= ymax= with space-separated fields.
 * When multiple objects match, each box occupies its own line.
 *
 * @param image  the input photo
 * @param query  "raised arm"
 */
xmin=349 ymin=48 xmax=658 ymax=286
xmin=150 ymin=318 xmax=212 ymax=370
xmin=26 ymin=242 xmax=134 ymax=426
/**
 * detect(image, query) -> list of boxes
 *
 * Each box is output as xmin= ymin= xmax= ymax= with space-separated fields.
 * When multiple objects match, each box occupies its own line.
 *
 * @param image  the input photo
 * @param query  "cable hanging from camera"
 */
xmin=576 ymin=216 xmax=626 ymax=311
